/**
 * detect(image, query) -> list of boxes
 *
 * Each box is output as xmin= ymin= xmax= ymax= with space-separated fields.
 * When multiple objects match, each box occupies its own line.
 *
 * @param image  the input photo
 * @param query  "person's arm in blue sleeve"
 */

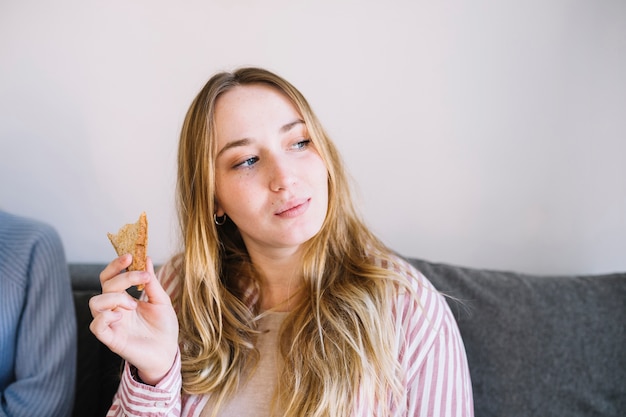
xmin=0 ymin=212 xmax=77 ymax=417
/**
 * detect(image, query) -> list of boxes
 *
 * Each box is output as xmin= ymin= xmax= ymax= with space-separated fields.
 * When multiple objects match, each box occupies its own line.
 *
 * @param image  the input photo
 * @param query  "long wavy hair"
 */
xmin=176 ymin=67 xmax=408 ymax=416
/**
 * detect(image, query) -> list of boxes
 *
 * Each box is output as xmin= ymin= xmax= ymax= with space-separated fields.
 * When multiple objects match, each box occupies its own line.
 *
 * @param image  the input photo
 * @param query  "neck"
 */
xmin=247 ymin=248 xmax=305 ymax=311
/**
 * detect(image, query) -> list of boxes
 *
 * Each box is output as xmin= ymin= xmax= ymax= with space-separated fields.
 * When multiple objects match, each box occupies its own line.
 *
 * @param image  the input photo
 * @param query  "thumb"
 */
xmin=142 ymin=257 xmax=172 ymax=305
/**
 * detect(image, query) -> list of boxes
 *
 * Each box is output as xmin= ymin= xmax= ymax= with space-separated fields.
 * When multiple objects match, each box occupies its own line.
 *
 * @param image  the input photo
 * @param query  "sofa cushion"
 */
xmin=408 ymin=257 xmax=626 ymax=417
xmin=73 ymin=289 xmax=124 ymax=417
xmin=70 ymin=264 xmax=125 ymax=417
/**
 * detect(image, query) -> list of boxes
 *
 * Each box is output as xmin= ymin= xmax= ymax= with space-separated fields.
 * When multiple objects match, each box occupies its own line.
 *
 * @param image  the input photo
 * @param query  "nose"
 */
xmin=268 ymin=155 xmax=296 ymax=192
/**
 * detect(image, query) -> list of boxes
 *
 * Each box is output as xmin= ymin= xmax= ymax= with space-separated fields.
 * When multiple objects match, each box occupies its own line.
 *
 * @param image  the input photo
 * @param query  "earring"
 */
xmin=214 ymin=213 xmax=227 ymax=226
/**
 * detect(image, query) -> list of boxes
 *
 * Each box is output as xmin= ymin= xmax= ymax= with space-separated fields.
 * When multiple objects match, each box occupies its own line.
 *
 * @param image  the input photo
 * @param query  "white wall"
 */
xmin=1 ymin=0 xmax=625 ymax=275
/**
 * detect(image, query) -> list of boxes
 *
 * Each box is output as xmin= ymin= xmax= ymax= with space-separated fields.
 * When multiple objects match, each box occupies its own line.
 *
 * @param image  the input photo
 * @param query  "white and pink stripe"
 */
xmin=106 ymin=256 xmax=473 ymax=416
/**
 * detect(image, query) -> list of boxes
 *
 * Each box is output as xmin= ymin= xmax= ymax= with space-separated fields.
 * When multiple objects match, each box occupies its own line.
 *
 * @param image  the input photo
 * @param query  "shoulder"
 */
xmin=0 ymin=210 xmax=63 ymax=249
xmin=373 ymin=253 xmax=438 ymax=297
xmin=378 ymin=254 xmax=452 ymax=345
xmin=0 ymin=211 xmax=67 ymax=285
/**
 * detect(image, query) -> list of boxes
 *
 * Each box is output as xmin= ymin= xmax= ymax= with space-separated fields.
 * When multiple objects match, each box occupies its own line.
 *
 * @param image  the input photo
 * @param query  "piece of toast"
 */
xmin=107 ymin=211 xmax=148 ymax=290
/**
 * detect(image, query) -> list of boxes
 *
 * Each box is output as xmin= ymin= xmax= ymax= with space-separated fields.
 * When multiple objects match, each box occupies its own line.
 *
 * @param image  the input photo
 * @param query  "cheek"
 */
xmin=313 ymin=159 xmax=329 ymax=193
xmin=310 ymin=163 xmax=330 ymax=215
xmin=216 ymin=175 xmax=259 ymax=215
xmin=215 ymin=176 xmax=239 ymax=212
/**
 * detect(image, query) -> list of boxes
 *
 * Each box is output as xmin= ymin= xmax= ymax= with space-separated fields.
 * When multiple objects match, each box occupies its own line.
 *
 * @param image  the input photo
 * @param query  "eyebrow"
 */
xmin=280 ymin=119 xmax=305 ymax=134
xmin=216 ymin=119 xmax=306 ymax=159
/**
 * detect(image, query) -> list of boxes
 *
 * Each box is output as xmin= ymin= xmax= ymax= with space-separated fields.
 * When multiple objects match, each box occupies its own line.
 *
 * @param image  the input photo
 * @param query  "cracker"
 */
xmin=107 ymin=211 xmax=148 ymax=290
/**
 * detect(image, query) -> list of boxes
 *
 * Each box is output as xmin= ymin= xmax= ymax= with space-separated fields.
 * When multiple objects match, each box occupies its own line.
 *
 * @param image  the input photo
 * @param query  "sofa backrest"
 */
xmin=70 ymin=264 xmax=124 ymax=417
xmin=69 ymin=260 xmax=626 ymax=417
xmin=409 ymin=258 xmax=626 ymax=417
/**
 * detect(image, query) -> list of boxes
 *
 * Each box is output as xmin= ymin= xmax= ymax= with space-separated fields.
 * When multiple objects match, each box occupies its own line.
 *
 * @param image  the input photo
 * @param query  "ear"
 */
xmin=214 ymin=201 xmax=225 ymax=217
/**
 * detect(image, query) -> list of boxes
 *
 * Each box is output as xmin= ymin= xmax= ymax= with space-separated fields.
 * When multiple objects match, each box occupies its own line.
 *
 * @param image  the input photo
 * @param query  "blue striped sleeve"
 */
xmin=0 ymin=212 xmax=77 ymax=417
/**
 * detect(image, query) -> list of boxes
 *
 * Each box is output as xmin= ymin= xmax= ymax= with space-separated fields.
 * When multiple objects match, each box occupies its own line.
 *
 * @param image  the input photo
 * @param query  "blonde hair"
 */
xmin=176 ymin=67 xmax=408 ymax=416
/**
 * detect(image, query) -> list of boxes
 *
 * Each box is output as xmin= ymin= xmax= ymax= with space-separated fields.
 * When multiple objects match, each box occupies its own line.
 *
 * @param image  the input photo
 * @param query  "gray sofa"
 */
xmin=69 ymin=258 xmax=626 ymax=417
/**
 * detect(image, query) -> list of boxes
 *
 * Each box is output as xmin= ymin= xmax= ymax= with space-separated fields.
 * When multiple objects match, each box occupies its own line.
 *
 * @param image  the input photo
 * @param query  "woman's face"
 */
xmin=213 ymin=84 xmax=329 ymax=258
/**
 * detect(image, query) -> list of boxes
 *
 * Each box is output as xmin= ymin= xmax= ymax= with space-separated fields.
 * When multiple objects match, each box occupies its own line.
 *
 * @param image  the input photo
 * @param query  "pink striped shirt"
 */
xmin=106 ymin=256 xmax=474 ymax=416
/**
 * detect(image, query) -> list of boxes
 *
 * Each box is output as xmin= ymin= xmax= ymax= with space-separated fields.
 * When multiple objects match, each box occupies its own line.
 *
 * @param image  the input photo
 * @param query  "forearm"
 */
xmin=107 ymin=351 xmax=183 ymax=417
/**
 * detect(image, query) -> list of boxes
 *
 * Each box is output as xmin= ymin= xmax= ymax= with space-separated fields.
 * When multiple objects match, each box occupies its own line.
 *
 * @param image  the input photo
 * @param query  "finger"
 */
xmin=89 ymin=293 xmax=138 ymax=317
xmin=142 ymin=257 xmax=172 ymax=305
xmin=102 ymin=268 xmax=151 ymax=294
xmin=89 ymin=311 xmax=126 ymax=352
xmin=100 ymin=254 xmax=133 ymax=285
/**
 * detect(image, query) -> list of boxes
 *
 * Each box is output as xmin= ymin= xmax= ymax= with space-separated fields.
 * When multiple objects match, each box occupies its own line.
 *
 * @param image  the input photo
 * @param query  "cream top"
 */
xmin=201 ymin=311 xmax=288 ymax=417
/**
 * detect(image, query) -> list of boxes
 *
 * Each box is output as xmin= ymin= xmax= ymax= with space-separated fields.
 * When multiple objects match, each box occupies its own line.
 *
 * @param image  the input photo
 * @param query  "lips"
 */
xmin=275 ymin=198 xmax=310 ymax=218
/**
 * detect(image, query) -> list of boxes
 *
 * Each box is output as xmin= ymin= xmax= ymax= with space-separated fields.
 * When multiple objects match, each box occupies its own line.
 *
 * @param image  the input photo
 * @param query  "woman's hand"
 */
xmin=89 ymin=254 xmax=179 ymax=385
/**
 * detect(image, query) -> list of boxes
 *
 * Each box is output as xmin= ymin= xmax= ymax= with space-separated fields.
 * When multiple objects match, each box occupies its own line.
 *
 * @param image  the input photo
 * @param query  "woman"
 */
xmin=90 ymin=67 xmax=473 ymax=416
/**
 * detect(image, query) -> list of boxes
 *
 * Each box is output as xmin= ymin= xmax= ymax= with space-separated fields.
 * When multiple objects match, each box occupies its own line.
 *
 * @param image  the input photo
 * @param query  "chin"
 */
xmin=280 ymin=227 xmax=323 ymax=249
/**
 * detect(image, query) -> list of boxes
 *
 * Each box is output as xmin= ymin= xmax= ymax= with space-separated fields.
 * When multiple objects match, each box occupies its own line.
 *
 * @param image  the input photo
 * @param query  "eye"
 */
xmin=292 ymin=139 xmax=311 ymax=150
xmin=235 ymin=156 xmax=259 ymax=168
